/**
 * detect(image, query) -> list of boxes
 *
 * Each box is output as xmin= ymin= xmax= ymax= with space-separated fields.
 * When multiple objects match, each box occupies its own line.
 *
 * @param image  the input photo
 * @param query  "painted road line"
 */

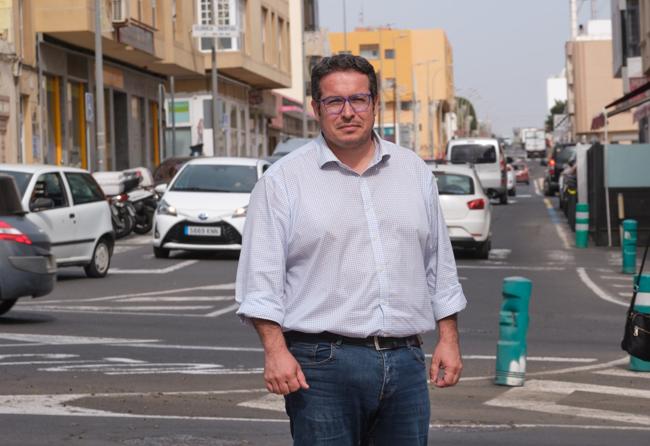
xmin=534 ymin=178 xmax=542 ymax=196
xmin=594 ymin=368 xmax=650 ymax=379
xmin=485 ymin=379 xmax=650 ymax=426
xmin=109 ymin=260 xmax=198 ymax=275
xmin=517 ymin=194 xmax=533 ymax=198
xmin=577 ymin=267 xmax=627 ymax=307
xmin=26 ymin=305 xmax=217 ymax=312
xmin=116 ymin=296 xmax=235 ymax=303
xmin=22 ymin=283 xmax=236 ymax=305
xmin=238 ymin=393 xmax=285 ymax=412
xmin=462 ymin=355 xmax=596 ymax=363
xmin=205 ymin=303 xmax=239 ymax=318
xmin=39 ymin=361 xmax=264 ymax=375
xmin=544 ymin=197 xmax=571 ymax=249
xmin=0 ymin=333 xmax=158 ymax=346
xmin=112 ymin=343 xmax=265 ymax=353
xmin=599 ymin=275 xmax=634 ymax=281
xmin=116 ymin=235 xmax=152 ymax=245
xmin=15 ymin=307 xmax=221 ymax=318
xmin=613 ymin=284 xmax=632 ymax=288
xmin=488 ymin=249 xmax=511 ymax=260
xmin=457 ymin=265 xmax=564 ymax=271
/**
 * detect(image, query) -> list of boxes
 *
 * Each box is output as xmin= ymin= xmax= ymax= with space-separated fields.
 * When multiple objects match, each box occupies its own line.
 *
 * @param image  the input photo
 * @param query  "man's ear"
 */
xmin=311 ymin=99 xmax=321 ymax=119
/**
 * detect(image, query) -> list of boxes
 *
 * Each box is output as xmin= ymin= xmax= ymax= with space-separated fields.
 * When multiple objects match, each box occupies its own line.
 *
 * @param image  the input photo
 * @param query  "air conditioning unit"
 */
xmin=112 ymin=0 xmax=128 ymax=24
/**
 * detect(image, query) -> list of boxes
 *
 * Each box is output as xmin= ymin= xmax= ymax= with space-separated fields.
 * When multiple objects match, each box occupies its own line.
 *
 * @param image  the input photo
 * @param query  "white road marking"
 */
xmin=457 ymin=265 xmax=564 ymax=271
xmin=205 ymin=303 xmax=239 ymax=318
xmin=0 ymin=334 xmax=158 ymax=346
xmin=111 ymin=343 xmax=264 ymax=353
xmin=116 ymin=235 xmax=152 ymax=245
xmin=238 ymin=393 xmax=285 ymax=412
xmin=612 ymin=284 xmax=632 ymax=288
xmin=0 ymin=353 xmax=77 ymax=360
xmin=594 ymin=368 xmax=650 ymax=379
xmin=485 ymin=379 xmax=650 ymax=426
xmin=533 ymin=178 xmax=542 ymax=196
xmin=116 ymin=296 xmax=234 ymax=303
xmin=463 ymin=355 xmax=596 ymax=363
xmin=544 ymin=198 xmax=571 ymax=249
xmin=517 ymin=194 xmax=533 ymax=198
xmin=599 ymin=275 xmax=634 ymax=281
xmin=28 ymin=305 xmax=216 ymax=312
xmin=577 ymin=267 xmax=627 ymax=307
xmin=40 ymin=362 xmax=264 ymax=375
xmin=488 ymin=249 xmax=511 ymax=260
xmin=109 ymin=260 xmax=198 ymax=275
xmin=618 ymin=292 xmax=631 ymax=297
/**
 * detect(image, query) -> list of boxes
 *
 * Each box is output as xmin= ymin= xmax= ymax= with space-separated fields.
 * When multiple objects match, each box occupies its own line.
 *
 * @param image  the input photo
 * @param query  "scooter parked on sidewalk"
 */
xmin=122 ymin=167 xmax=159 ymax=235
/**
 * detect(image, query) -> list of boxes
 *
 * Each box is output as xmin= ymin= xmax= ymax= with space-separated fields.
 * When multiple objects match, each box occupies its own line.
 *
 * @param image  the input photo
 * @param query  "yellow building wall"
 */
xmin=328 ymin=28 xmax=454 ymax=158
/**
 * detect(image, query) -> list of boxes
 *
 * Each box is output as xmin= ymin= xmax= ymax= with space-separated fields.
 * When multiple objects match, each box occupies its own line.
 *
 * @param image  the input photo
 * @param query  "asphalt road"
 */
xmin=1 ymin=159 xmax=649 ymax=445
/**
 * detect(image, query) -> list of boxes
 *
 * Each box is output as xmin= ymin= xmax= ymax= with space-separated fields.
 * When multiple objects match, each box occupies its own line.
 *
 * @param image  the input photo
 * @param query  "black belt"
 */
xmin=284 ymin=331 xmax=422 ymax=351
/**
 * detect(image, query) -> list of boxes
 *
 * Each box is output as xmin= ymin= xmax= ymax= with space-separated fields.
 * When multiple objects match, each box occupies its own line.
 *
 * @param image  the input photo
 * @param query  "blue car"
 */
xmin=0 ymin=174 xmax=56 ymax=315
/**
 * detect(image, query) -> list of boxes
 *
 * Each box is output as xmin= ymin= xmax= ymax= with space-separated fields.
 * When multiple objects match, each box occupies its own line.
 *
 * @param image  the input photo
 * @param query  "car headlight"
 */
xmin=157 ymin=199 xmax=177 ymax=216
xmin=232 ymin=206 xmax=247 ymax=218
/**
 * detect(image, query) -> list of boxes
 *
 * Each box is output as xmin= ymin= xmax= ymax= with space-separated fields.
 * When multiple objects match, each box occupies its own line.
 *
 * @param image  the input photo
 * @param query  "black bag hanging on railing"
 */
xmin=621 ymin=233 xmax=650 ymax=362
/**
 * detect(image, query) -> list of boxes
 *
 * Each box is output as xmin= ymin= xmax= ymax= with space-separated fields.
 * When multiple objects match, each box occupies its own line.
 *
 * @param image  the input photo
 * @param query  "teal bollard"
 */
xmin=495 ymin=277 xmax=533 ymax=386
xmin=630 ymin=274 xmax=650 ymax=372
xmin=622 ymin=219 xmax=638 ymax=275
xmin=575 ymin=203 xmax=589 ymax=248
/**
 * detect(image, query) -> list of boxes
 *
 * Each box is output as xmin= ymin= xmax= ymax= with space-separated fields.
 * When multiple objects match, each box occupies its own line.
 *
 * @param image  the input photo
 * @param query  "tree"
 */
xmin=545 ymin=100 xmax=567 ymax=132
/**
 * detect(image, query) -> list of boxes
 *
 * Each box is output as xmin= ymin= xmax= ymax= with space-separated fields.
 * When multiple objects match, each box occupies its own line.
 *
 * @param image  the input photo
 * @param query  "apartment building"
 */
xmin=0 ymin=0 xmax=292 ymax=169
xmin=566 ymin=20 xmax=636 ymax=142
xmin=172 ymin=0 xmax=292 ymax=158
xmin=328 ymin=27 xmax=455 ymax=159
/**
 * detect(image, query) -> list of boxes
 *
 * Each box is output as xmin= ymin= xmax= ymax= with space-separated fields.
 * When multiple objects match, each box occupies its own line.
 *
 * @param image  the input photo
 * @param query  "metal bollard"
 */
xmin=630 ymin=274 xmax=650 ymax=372
xmin=575 ymin=203 xmax=589 ymax=248
xmin=495 ymin=277 xmax=533 ymax=386
xmin=622 ymin=219 xmax=638 ymax=275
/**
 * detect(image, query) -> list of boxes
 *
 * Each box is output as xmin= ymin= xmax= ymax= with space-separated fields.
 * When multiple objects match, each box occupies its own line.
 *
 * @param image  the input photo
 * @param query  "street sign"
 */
xmin=85 ymin=92 xmax=94 ymax=123
xmin=191 ymin=24 xmax=240 ymax=39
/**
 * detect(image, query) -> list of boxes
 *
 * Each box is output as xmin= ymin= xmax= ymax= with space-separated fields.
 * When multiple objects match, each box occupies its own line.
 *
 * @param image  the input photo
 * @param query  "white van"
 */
xmin=445 ymin=138 xmax=508 ymax=204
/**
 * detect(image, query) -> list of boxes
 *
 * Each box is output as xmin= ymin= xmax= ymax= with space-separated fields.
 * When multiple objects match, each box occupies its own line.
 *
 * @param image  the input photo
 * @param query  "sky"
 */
xmin=318 ymin=0 xmax=611 ymax=136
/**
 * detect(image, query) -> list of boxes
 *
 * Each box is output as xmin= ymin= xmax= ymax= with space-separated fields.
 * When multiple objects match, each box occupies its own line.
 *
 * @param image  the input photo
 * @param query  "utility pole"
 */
xmin=170 ymin=76 xmax=176 ymax=154
xmin=94 ymin=0 xmax=106 ymax=171
xmin=378 ymin=28 xmax=385 ymax=138
xmin=211 ymin=0 xmax=220 ymax=155
xmin=412 ymin=66 xmax=419 ymax=152
xmin=342 ymin=0 xmax=348 ymax=52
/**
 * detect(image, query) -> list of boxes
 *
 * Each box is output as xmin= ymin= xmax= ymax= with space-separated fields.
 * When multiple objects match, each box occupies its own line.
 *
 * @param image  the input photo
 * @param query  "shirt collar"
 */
xmin=316 ymin=131 xmax=391 ymax=169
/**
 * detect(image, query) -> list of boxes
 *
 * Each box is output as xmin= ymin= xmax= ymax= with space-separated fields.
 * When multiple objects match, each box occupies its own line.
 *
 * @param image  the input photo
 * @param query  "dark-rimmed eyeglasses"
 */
xmin=319 ymin=93 xmax=373 ymax=115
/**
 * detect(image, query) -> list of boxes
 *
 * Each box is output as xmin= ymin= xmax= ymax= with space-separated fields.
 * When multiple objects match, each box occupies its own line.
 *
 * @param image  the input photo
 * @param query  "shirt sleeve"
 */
xmin=425 ymin=175 xmax=467 ymax=321
xmin=235 ymin=173 xmax=290 ymax=326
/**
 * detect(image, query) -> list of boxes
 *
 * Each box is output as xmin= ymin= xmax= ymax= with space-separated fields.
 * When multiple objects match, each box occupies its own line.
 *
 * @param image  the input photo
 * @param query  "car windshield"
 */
xmin=434 ymin=172 xmax=475 ymax=195
xmin=170 ymin=164 xmax=258 ymax=193
xmin=0 ymin=170 xmax=32 ymax=197
xmin=450 ymin=144 xmax=497 ymax=164
xmin=273 ymin=138 xmax=311 ymax=155
xmin=556 ymin=146 xmax=577 ymax=164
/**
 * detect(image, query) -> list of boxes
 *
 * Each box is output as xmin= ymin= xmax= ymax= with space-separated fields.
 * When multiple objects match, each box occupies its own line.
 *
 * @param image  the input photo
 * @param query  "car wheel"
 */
xmin=476 ymin=240 xmax=491 ymax=259
xmin=153 ymin=246 xmax=170 ymax=259
xmin=508 ymin=188 xmax=516 ymax=197
xmin=543 ymin=179 xmax=553 ymax=196
xmin=0 ymin=299 xmax=17 ymax=316
xmin=133 ymin=215 xmax=153 ymax=235
xmin=84 ymin=238 xmax=112 ymax=278
xmin=499 ymin=192 xmax=508 ymax=205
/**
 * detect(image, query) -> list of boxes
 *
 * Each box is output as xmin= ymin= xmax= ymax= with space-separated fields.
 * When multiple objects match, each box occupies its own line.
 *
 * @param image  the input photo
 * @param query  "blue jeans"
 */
xmin=284 ymin=340 xmax=430 ymax=446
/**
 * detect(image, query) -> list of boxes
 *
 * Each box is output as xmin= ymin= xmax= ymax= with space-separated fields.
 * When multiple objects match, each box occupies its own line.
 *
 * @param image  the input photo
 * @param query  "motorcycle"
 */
xmin=122 ymin=168 xmax=158 ymax=235
xmin=109 ymin=192 xmax=136 ymax=239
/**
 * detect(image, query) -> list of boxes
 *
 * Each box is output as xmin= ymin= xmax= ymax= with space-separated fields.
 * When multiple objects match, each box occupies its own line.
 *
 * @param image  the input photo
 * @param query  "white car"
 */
xmin=152 ymin=157 xmax=269 ymax=258
xmin=0 ymin=164 xmax=114 ymax=277
xmin=431 ymin=163 xmax=492 ymax=259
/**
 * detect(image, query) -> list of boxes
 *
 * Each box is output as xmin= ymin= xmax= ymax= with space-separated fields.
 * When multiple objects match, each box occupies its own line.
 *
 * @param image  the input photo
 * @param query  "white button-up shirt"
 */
xmin=235 ymin=134 xmax=466 ymax=337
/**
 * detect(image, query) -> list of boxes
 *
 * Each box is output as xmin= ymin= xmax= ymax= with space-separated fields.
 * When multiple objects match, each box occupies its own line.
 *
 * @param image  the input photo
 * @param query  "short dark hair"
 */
xmin=310 ymin=54 xmax=378 ymax=102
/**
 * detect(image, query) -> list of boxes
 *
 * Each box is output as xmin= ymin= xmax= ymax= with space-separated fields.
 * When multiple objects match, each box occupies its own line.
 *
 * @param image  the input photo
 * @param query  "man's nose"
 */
xmin=340 ymin=99 xmax=355 ymax=118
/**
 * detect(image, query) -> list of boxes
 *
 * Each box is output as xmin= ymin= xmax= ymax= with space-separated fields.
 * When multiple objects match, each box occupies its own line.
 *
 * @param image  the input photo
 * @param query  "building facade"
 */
xmin=328 ymin=27 xmax=455 ymax=159
xmin=566 ymin=20 xmax=637 ymax=143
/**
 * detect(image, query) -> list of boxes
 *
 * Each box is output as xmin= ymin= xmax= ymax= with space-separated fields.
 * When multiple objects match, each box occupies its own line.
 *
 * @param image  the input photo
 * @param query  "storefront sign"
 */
xmin=118 ymin=24 xmax=155 ymax=55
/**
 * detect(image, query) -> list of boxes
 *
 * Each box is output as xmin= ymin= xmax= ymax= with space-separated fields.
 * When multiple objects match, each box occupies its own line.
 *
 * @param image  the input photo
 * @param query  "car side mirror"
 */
xmin=154 ymin=184 xmax=167 ymax=195
xmin=30 ymin=197 xmax=55 ymax=212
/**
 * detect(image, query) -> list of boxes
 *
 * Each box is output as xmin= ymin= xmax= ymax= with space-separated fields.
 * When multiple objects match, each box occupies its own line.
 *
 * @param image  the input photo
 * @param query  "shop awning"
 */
xmin=592 ymin=79 xmax=650 ymax=130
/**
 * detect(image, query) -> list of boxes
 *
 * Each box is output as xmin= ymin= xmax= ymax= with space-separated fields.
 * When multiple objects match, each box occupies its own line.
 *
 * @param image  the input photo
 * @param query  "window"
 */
xmin=198 ymin=0 xmax=240 ymax=51
xmin=450 ymin=144 xmax=497 ymax=164
xmin=65 ymin=173 xmax=105 ymax=205
xmin=384 ymin=78 xmax=396 ymax=89
xmin=384 ymin=48 xmax=395 ymax=59
xmin=434 ymin=173 xmax=474 ymax=195
xmin=31 ymin=173 xmax=68 ymax=209
xmin=401 ymin=101 xmax=413 ymax=111
xmin=622 ymin=0 xmax=641 ymax=58
xmin=0 ymin=170 xmax=32 ymax=197
xmin=171 ymin=164 xmax=258 ymax=193
xmin=360 ymin=44 xmax=379 ymax=59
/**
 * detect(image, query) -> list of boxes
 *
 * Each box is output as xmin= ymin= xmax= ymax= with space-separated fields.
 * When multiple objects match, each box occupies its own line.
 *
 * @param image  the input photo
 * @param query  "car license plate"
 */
xmin=185 ymin=226 xmax=221 ymax=236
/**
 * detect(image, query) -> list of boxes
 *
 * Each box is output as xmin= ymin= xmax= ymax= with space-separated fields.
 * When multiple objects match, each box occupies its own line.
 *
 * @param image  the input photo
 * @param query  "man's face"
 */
xmin=311 ymin=70 xmax=377 ymax=150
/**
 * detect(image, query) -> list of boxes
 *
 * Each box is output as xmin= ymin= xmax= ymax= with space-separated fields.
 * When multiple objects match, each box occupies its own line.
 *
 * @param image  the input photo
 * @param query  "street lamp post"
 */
xmin=392 ymin=33 xmax=407 ymax=146
xmin=94 ymin=0 xmax=106 ymax=171
xmin=211 ymin=0 xmax=220 ymax=155
xmin=414 ymin=59 xmax=437 ymax=158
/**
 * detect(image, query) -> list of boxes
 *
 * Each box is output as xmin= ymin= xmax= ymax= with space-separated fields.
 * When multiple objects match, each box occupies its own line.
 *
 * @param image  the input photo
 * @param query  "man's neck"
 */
xmin=326 ymin=135 xmax=377 ymax=175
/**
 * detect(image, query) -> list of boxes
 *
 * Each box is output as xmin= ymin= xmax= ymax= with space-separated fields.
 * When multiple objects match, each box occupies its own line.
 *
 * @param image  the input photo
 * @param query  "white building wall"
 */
xmin=547 ymin=72 xmax=568 ymax=111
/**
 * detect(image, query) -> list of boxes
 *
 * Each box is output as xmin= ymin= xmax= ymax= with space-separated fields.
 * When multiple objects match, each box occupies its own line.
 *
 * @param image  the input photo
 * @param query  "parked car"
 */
xmin=0 ymin=164 xmax=114 ymax=278
xmin=446 ymin=138 xmax=508 ymax=205
xmin=266 ymin=138 xmax=312 ymax=164
xmin=152 ymin=157 xmax=270 ymax=258
xmin=0 ymin=175 xmax=56 ymax=315
xmin=153 ymin=156 xmax=194 ymax=187
xmin=431 ymin=163 xmax=492 ymax=259
xmin=511 ymin=159 xmax=530 ymax=184
xmin=543 ymin=143 xmax=577 ymax=196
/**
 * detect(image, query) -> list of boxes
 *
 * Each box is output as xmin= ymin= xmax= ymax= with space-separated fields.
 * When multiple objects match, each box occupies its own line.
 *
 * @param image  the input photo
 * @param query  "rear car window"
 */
xmin=434 ymin=172 xmax=475 ymax=195
xmin=65 ymin=172 xmax=105 ymax=205
xmin=449 ymin=144 xmax=497 ymax=164
xmin=0 ymin=170 xmax=32 ymax=197
xmin=171 ymin=165 xmax=258 ymax=193
xmin=555 ymin=146 xmax=577 ymax=164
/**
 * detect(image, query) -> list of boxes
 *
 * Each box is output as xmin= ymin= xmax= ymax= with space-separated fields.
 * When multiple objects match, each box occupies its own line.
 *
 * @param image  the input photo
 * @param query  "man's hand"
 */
xmin=430 ymin=314 xmax=463 ymax=388
xmin=263 ymin=346 xmax=309 ymax=395
xmin=252 ymin=319 xmax=309 ymax=395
